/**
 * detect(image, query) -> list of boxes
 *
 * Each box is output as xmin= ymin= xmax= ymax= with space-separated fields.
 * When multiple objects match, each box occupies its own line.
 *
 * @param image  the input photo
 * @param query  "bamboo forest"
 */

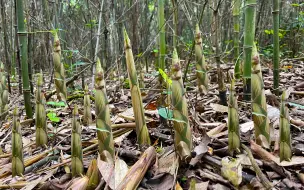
xmin=1 ymin=0 xmax=304 ymax=189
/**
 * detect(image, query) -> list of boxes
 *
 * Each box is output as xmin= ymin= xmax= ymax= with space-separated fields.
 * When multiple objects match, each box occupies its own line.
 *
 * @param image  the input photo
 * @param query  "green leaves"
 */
xmin=159 ymin=68 xmax=172 ymax=85
xmin=47 ymin=101 xmax=66 ymax=107
xmin=158 ymin=107 xmax=173 ymax=119
xmin=47 ymin=112 xmax=60 ymax=123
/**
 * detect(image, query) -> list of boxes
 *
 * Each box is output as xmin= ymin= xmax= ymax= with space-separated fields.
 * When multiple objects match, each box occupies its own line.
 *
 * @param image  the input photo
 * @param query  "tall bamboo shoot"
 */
xmin=195 ymin=24 xmax=209 ymax=94
xmin=251 ymin=44 xmax=270 ymax=148
xmin=35 ymin=72 xmax=47 ymax=147
xmin=71 ymin=105 xmax=83 ymax=176
xmin=171 ymin=48 xmax=192 ymax=160
xmin=228 ymin=80 xmax=240 ymax=154
xmin=123 ymin=29 xmax=150 ymax=146
xmin=95 ymin=58 xmax=115 ymax=162
xmin=53 ymin=32 xmax=67 ymax=101
xmin=279 ymin=91 xmax=291 ymax=162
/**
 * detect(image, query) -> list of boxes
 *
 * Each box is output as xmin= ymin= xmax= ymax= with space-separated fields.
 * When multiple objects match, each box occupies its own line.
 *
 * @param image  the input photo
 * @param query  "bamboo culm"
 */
xmin=273 ymin=0 xmax=280 ymax=95
xmin=95 ymin=58 xmax=115 ymax=163
xmin=233 ymin=0 xmax=241 ymax=79
xmin=16 ymin=0 xmax=33 ymax=118
xmin=243 ymin=0 xmax=257 ymax=101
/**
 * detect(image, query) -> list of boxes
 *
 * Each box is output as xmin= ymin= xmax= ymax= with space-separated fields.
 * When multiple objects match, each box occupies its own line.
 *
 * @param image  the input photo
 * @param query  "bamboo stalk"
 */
xmin=35 ymin=72 xmax=48 ymax=147
xmin=123 ymin=29 xmax=150 ymax=146
xmin=233 ymin=0 xmax=241 ymax=79
xmin=158 ymin=0 xmax=166 ymax=71
xmin=12 ymin=107 xmax=24 ymax=177
xmin=116 ymin=146 xmax=156 ymax=190
xmin=243 ymin=0 xmax=257 ymax=101
xmin=53 ymin=32 xmax=67 ymax=101
xmin=171 ymin=48 xmax=192 ymax=160
xmin=83 ymin=85 xmax=92 ymax=126
xmin=251 ymin=44 xmax=270 ymax=148
xmin=95 ymin=58 xmax=115 ymax=162
xmin=279 ymin=91 xmax=291 ymax=162
xmin=195 ymin=24 xmax=209 ymax=94
xmin=273 ymin=0 xmax=280 ymax=95
xmin=16 ymin=0 xmax=33 ymax=118
xmin=228 ymin=80 xmax=240 ymax=154
xmin=71 ymin=105 xmax=83 ymax=177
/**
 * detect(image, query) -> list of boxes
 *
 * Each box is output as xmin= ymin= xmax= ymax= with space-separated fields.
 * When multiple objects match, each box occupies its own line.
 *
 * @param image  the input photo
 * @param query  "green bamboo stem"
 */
xmin=35 ymin=72 xmax=47 ymax=147
xmin=12 ymin=107 xmax=24 ymax=177
xmin=0 ymin=62 xmax=8 ymax=119
xmin=171 ymin=48 xmax=192 ymax=160
xmin=279 ymin=91 xmax=291 ymax=162
xmin=95 ymin=58 xmax=115 ymax=162
xmin=233 ymin=0 xmax=241 ymax=79
xmin=228 ymin=80 xmax=240 ymax=154
xmin=123 ymin=29 xmax=150 ymax=146
xmin=16 ymin=0 xmax=33 ymax=118
xmin=251 ymin=44 xmax=270 ymax=148
xmin=53 ymin=32 xmax=67 ymax=101
xmin=243 ymin=0 xmax=257 ymax=101
xmin=71 ymin=105 xmax=83 ymax=176
xmin=83 ymin=85 xmax=92 ymax=126
xmin=195 ymin=24 xmax=209 ymax=94
xmin=171 ymin=0 xmax=178 ymax=48
xmin=158 ymin=0 xmax=166 ymax=70
xmin=273 ymin=0 xmax=280 ymax=95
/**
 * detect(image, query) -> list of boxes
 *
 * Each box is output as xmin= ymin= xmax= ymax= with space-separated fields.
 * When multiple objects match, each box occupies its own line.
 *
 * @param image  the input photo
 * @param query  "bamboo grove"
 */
xmin=0 ymin=0 xmax=298 ymax=188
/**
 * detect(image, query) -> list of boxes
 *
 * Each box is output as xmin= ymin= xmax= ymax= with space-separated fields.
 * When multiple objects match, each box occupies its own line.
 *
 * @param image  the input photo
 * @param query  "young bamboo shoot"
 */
xmin=12 ymin=107 xmax=24 ymax=177
xmin=279 ymin=91 xmax=291 ymax=162
xmin=228 ymin=80 xmax=240 ymax=154
xmin=123 ymin=29 xmax=150 ymax=146
xmin=195 ymin=24 xmax=209 ymax=94
xmin=251 ymin=44 xmax=270 ymax=148
xmin=83 ymin=85 xmax=92 ymax=126
xmin=71 ymin=105 xmax=83 ymax=176
xmin=35 ymin=72 xmax=47 ymax=147
xmin=95 ymin=58 xmax=115 ymax=163
xmin=53 ymin=32 xmax=67 ymax=101
xmin=171 ymin=48 xmax=192 ymax=160
xmin=0 ymin=62 xmax=8 ymax=119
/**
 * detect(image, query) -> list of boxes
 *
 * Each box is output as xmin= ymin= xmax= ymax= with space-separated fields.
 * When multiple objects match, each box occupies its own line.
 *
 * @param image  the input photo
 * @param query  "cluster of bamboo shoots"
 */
xmin=0 ymin=62 xmax=8 ymax=119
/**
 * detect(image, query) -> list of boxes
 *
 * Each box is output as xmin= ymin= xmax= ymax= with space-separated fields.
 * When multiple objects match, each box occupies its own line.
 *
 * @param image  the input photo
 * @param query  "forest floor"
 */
xmin=1 ymin=57 xmax=304 ymax=190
